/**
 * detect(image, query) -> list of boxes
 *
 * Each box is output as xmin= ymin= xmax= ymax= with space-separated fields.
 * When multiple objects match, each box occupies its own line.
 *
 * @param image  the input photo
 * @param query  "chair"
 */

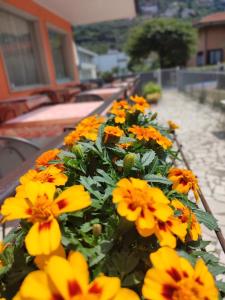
xmin=0 ymin=136 xmax=40 ymax=179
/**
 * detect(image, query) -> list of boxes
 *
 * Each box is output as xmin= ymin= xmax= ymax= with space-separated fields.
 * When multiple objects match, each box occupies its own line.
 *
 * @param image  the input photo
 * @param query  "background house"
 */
xmin=190 ymin=12 xmax=225 ymax=66
xmin=94 ymin=49 xmax=129 ymax=75
xmin=76 ymin=46 xmax=97 ymax=81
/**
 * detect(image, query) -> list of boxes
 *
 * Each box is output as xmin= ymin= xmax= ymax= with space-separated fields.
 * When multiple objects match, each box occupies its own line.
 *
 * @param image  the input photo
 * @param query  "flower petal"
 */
xmin=68 ymin=251 xmax=89 ymax=291
xmin=25 ymin=218 xmax=61 ymax=256
xmin=1 ymin=197 xmax=31 ymax=221
xmin=54 ymin=185 xmax=91 ymax=215
xmin=13 ymin=270 xmax=54 ymax=300
xmin=34 ymin=244 xmax=66 ymax=270
xmin=113 ymin=288 xmax=140 ymax=300
xmin=46 ymin=255 xmax=84 ymax=299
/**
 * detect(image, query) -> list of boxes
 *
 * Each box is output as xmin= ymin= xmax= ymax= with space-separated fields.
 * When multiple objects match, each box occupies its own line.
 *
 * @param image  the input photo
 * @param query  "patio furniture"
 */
xmin=0 ymin=136 xmax=40 ymax=179
xmin=0 ymin=95 xmax=51 ymax=123
xmin=75 ymin=93 xmax=104 ymax=102
xmin=33 ymin=86 xmax=81 ymax=103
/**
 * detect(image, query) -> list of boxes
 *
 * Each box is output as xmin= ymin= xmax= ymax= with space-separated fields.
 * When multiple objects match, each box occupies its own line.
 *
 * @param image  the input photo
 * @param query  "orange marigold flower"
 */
xmin=112 ymin=178 xmax=173 ymax=237
xmin=64 ymin=115 xmax=105 ymax=146
xmin=117 ymin=142 xmax=133 ymax=149
xmin=35 ymin=149 xmax=61 ymax=168
xmin=142 ymin=247 xmax=218 ymax=300
xmin=130 ymin=95 xmax=150 ymax=113
xmin=110 ymin=100 xmax=130 ymax=114
xmin=128 ymin=126 xmax=172 ymax=149
xmin=15 ymin=251 xmax=140 ymax=300
xmin=64 ymin=129 xmax=84 ymax=146
xmin=1 ymin=182 xmax=91 ymax=256
xmin=168 ymin=120 xmax=179 ymax=130
xmin=172 ymin=199 xmax=201 ymax=241
xmin=104 ymin=126 xmax=124 ymax=143
xmin=168 ymin=168 xmax=200 ymax=201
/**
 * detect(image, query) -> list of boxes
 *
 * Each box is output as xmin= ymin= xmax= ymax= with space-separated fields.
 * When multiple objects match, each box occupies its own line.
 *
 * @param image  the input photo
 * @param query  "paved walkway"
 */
xmin=154 ymin=90 xmax=225 ymax=264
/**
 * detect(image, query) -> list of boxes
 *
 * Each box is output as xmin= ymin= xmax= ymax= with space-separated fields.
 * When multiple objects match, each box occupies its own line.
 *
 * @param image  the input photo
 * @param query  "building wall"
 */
xmin=0 ymin=0 xmax=79 ymax=101
xmin=189 ymin=24 xmax=225 ymax=66
xmin=94 ymin=50 xmax=129 ymax=74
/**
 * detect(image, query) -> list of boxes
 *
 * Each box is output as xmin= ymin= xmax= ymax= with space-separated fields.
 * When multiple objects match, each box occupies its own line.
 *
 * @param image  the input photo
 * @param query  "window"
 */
xmin=48 ymin=29 xmax=73 ymax=82
xmin=0 ymin=9 xmax=45 ymax=89
xmin=196 ymin=51 xmax=204 ymax=66
xmin=207 ymin=49 xmax=223 ymax=65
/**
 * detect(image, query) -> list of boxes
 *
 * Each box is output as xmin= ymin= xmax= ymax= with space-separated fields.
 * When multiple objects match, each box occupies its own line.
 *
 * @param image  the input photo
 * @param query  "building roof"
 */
xmin=196 ymin=12 xmax=225 ymax=27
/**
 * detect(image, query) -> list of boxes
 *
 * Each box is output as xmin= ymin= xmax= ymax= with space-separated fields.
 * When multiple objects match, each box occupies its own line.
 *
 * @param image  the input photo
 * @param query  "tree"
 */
xmin=125 ymin=18 xmax=197 ymax=69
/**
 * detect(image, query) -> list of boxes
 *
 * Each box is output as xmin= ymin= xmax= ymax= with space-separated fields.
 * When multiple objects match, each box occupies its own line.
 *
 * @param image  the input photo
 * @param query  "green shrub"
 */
xmin=143 ymin=82 xmax=161 ymax=96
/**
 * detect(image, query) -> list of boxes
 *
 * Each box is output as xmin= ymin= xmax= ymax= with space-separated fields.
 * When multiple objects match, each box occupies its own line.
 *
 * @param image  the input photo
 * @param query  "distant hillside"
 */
xmin=74 ymin=0 xmax=225 ymax=54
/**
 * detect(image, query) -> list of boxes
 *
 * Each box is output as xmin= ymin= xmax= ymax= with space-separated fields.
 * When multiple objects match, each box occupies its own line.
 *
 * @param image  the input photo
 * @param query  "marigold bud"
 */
xmin=72 ymin=144 xmax=84 ymax=159
xmin=92 ymin=224 xmax=102 ymax=236
xmin=123 ymin=153 xmax=136 ymax=175
xmin=150 ymin=112 xmax=158 ymax=121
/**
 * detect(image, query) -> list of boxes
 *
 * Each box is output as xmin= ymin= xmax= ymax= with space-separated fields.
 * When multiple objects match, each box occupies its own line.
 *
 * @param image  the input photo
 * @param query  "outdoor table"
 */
xmin=0 ymin=95 xmax=50 ymax=122
xmin=78 ymin=87 xmax=122 ymax=101
xmin=0 ymin=101 xmax=103 ymax=139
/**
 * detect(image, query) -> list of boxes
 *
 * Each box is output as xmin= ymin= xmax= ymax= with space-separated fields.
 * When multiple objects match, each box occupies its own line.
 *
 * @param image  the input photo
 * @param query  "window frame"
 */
xmin=0 ymin=4 xmax=50 ymax=91
xmin=207 ymin=48 xmax=223 ymax=65
xmin=47 ymin=24 xmax=75 ymax=84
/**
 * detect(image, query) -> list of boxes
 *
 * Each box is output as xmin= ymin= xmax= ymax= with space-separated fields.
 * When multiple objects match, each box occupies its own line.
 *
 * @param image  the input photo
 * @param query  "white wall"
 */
xmin=94 ymin=50 xmax=129 ymax=73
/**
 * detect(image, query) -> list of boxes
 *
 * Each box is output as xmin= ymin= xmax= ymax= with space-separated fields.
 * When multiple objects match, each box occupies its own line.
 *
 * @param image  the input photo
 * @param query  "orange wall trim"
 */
xmin=0 ymin=0 xmax=79 ymax=101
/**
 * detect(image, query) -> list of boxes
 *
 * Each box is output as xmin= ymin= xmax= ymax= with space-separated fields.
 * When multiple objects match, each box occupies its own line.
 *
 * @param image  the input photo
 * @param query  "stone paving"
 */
xmin=154 ymin=90 xmax=225 ymax=265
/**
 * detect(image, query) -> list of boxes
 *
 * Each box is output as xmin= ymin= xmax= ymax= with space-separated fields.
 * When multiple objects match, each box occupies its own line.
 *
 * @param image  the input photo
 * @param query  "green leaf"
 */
xmin=194 ymin=209 xmax=219 ymax=231
xmin=144 ymin=174 xmax=172 ymax=185
xmin=208 ymin=264 xmax=225 ymax=276
xmin=119 ymin=137 xmax=136 ymax=143
xmin=216 ymin=281 xmax=225 ymax=294
xmin=95 ymin=124 xmax=105 ymax=153
xmin=123 ymin=271 xmax=144 ymax=287
xmin=141 ymin=150 xmax=155 ymax=167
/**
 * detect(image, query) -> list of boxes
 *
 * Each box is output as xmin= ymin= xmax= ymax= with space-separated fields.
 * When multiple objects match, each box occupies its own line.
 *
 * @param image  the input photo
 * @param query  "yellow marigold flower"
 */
xmin=130 ymin=95 xmax=150 ymax=113
xmin=168 ymin=120 xmax=179 ymax=130
xmin=1 ymin=182 xmax=91 ymax=256
xmin=34 ymin=244 xmax=66 ymax=270
xmin=112 ymin=178 xmax=173 ymax=237
xmin=128 ymin=126 xmax=172 ymax=150
xmin=104 ymin=126 xmax=124 ymax=144
xmin=142 ymin=247 xmax=218 ymax=300
xmin=113 ymin=109 xmax=126 ymax=124
xmin=35 ymin=149 xmax=61 ymax=169
xmin=19 ymin=166 xmax=67 ymax=186
xmin=172 ymin=199 xmax=202 ymax=241
xmin=168 ymin=168 xmax=200 ymax=201
xmin=153 ymin=216 xmax=188 ymax=248
xmin=14 ymin=251 xmax=140 ymax=300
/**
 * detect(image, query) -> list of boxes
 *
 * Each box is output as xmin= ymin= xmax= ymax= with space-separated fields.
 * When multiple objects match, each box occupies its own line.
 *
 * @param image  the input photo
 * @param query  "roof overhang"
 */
xmin=195 ymin=21 xmax=225 ymax=28
xmin=34 ymin=0 xmax=137 ymax=25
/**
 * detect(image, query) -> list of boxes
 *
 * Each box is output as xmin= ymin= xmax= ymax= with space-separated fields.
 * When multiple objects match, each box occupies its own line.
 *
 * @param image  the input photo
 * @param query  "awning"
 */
xmin=34 ymin=0 xmax=137 ymax=25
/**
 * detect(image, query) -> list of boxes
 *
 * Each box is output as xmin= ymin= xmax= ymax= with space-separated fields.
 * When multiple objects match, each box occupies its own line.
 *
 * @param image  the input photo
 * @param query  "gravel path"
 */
xmin=154 ymin=90 xmax=225 ymax=264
